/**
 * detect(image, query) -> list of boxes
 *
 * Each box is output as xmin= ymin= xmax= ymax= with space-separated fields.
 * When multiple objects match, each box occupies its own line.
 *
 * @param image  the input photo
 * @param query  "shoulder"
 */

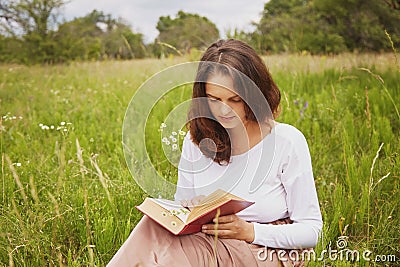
xmin=273 ymin=123 xmax=311 ymax=158
xmin=181 ymin=131 xmax=202 ymax=156
xmin=183 ymin=131 xmax=195 ymax=147
xmin=273 ymin=123 xmax=308 ymax=145
xmin=182 ymin=131 xmax=194 ymax=149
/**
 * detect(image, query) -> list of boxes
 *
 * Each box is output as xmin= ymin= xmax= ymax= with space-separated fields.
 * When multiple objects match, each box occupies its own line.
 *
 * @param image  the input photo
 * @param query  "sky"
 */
xmin=62 ymin=0 xmax=267 ymax=43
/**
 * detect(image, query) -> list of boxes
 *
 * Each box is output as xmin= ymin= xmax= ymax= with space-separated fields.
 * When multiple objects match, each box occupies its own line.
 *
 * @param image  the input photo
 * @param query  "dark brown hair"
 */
xmin=188 ymin=39 xmax=281 ymax=164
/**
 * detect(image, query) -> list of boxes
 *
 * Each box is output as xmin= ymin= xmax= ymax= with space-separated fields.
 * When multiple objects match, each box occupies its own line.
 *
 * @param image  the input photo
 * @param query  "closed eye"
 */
xmin=206 ymin=94 xmax=242 ymax=103
xmin=207 ymin=97 xmax=219 ymax=102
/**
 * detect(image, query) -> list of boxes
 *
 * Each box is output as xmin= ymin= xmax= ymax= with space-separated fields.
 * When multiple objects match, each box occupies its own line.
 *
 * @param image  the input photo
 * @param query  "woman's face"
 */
xmin=205 ymin=74 xmax=246 ymax=129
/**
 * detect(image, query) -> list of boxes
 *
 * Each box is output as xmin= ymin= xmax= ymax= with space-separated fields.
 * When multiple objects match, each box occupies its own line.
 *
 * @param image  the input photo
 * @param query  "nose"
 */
xmin=220 ymin=102 xmax=232 ymax=115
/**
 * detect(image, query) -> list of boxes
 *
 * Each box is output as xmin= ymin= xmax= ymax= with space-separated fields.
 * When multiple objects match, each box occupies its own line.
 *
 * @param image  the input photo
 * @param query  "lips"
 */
xmin=219 ymin=116 xmax=235 ymax=123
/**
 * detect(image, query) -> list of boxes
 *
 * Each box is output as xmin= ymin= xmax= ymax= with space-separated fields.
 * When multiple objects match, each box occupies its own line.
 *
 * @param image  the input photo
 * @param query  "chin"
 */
xmin=218 ymin=121 xmax=239 ymax=129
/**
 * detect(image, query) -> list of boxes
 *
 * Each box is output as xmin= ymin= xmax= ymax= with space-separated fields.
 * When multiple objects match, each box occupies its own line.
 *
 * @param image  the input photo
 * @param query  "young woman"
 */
xmin=108 ymin=39 xmax=322 ymax=267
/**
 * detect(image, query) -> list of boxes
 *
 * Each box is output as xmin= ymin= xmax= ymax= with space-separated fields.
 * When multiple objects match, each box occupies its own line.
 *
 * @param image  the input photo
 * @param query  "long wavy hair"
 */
xmin=188 ymin=39 xmax=281 ymax=165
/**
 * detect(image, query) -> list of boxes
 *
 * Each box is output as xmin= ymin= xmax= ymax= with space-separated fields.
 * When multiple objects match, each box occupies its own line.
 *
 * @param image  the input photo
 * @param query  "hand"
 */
xmin=201 ymin=214 xmax=255 ymax=243
xmin=180 ymin=195 xmax=206 ymax=211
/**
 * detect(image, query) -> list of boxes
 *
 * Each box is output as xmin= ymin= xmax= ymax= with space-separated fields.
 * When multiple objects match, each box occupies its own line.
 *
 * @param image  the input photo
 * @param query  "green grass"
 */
xmin=1 ymin=54 xmax=399 ymax=266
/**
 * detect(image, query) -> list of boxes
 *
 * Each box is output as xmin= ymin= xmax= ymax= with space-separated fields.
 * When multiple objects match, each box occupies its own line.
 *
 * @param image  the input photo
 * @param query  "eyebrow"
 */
xmin=206 ymin=93 xmax=241 ymax=100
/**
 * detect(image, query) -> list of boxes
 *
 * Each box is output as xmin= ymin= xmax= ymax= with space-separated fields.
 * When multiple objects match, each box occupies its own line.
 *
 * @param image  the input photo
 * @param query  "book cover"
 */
xmin=136 ymin=189 xmax=255 ymax=235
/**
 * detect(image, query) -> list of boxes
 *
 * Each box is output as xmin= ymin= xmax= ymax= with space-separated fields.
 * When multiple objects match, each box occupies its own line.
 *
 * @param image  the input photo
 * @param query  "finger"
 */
xmin=187 ymin=200 xmax=196 ymax=207
xmin=192 ymin=199 xmax=201 ymax=206
xmin=193 ymin=195 xmax=206 ymax=205
xmin=180 ymin=200 xmax=188 ymax=207
xmin=213 ymin=214 xmax=236 ymax=223
xmin=202 ymin=222 xmax=234 ymax=231
xmin=186 ymin=201 xmax=195 ymax=211
xmin=201 ymin=228 xmax=231 ymax=237
xmin=202 ymin=223 xmax=213 ymax=228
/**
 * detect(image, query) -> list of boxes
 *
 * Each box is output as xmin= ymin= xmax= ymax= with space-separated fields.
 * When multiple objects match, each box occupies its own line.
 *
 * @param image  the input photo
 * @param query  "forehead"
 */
xmin=205 ymin=74 xmax=238 ymax=98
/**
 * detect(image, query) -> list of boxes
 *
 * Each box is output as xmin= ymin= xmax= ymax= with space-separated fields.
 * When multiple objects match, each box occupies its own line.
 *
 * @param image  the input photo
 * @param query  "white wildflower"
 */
xmin=16 ymin=163 xmax=21 ymax=167
xmin=160 ymin=122 xmax=167 ymax=129
xmin=60 ymin=121 xmax=65 ymax=126
xmin=162 ymin=137 xmax=168 ymax=143
xmin=50 ymin=125 xmax=54 ymax=129
xmin=172 ymin=144 xmax=178 ymax=151
xmin=171 ymin=137 xmax=177 ymax=143
xmin=165 ymin=140 xmax=170 ymax=145
xmin=179 ymin=130 xmax=186 ymax=136
xmin=172 ymin=131 xmax=177 ymax=136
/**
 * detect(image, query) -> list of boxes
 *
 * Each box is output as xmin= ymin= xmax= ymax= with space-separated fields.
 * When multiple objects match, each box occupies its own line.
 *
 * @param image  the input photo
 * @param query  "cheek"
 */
xmin=207 ymin=101 xmax=218 ymax=115
xmin=232 ymin=104 xmax=246 ymax=117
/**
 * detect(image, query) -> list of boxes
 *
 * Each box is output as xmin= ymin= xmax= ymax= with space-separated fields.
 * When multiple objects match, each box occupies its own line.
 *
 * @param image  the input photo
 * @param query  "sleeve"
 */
xmin=174 ymin=133 xmax=197 ymax=201
xmin=252 ymin=129 xmax=323 ymax=249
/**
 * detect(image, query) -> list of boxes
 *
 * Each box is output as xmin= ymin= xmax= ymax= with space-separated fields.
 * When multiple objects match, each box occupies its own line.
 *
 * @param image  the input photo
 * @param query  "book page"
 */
xmin=200 ymin=189 xmax=245 ymax=205
xmin=188 ymin=197 xmax=227 ymax=221
xmin=187 ymin=190 xmax=247 ymax=222
xmin=151 ymin=198 xmax=191 ymax=223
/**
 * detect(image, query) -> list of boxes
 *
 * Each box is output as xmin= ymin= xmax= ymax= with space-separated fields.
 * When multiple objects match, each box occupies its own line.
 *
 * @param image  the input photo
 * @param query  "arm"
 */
xmin=174 ymin=133 xmax=196 ymax=201
xmin=252 ymin=130 xmax=322 ymax=249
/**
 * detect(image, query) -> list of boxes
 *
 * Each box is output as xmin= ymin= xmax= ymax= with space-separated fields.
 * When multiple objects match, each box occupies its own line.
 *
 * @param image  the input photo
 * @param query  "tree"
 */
xmin=252 ymin=0 xmax=400 ymax=54
xmin=382 ymin=0 xmax=400 ymax=10
xmin=155 ymin=11 xmax=219 ymax=55
xmin=0 ymin=0 xmax=63 ymax=36
xmin=0 ymin=0 xmax=65 ymax=62
xmin=53 ymin=10 xmax=104 ymax=61
xmin=225 ymin=28 xmax=251 ymax=44
xmin=314 ymin=0 xmax=400 ymax=51
xmin=0 ymin=3 xmax=146 ymax=63
xmin=253 ymin=0 xmax=346 ymax=54
xmin=102 ymin=18 xmax=146 ymax=59
xmin=54 ymin=10 xmax=146 ymax=61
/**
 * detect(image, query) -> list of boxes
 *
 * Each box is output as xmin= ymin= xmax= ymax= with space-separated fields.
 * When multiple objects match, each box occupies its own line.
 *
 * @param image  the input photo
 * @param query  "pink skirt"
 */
xmin=107 ymin=216 xmax=305 ymax=267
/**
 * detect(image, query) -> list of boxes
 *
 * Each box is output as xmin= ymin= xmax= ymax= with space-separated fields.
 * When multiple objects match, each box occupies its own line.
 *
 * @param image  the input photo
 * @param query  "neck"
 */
xmin=228 ymin=120 xmax=271 ymax=155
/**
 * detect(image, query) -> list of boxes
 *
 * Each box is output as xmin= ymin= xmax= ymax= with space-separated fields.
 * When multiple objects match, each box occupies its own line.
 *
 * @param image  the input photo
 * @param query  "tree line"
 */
xmin=0 ymin=0 xmax=399 ymax=64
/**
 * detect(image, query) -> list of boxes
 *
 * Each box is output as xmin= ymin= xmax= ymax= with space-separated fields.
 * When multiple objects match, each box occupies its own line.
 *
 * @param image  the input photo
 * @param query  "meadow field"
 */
xmin=1 ymin=53 xmax=399 ymax=266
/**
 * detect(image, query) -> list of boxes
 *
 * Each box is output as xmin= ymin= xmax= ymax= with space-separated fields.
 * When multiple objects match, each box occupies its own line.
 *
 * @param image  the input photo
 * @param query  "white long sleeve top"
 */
xmin=174 ymin=123 xmax=323 ymax=249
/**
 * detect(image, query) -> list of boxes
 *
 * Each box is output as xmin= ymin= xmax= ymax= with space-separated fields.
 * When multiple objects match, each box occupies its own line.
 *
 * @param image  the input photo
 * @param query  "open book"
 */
xmin=136 ymin=189 xmax=254 ymax=235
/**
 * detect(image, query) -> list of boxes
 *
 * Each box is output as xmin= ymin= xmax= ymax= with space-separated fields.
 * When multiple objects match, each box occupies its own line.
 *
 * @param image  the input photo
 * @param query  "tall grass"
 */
xmin=1 ymin=53 xmax=399 ymax=266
